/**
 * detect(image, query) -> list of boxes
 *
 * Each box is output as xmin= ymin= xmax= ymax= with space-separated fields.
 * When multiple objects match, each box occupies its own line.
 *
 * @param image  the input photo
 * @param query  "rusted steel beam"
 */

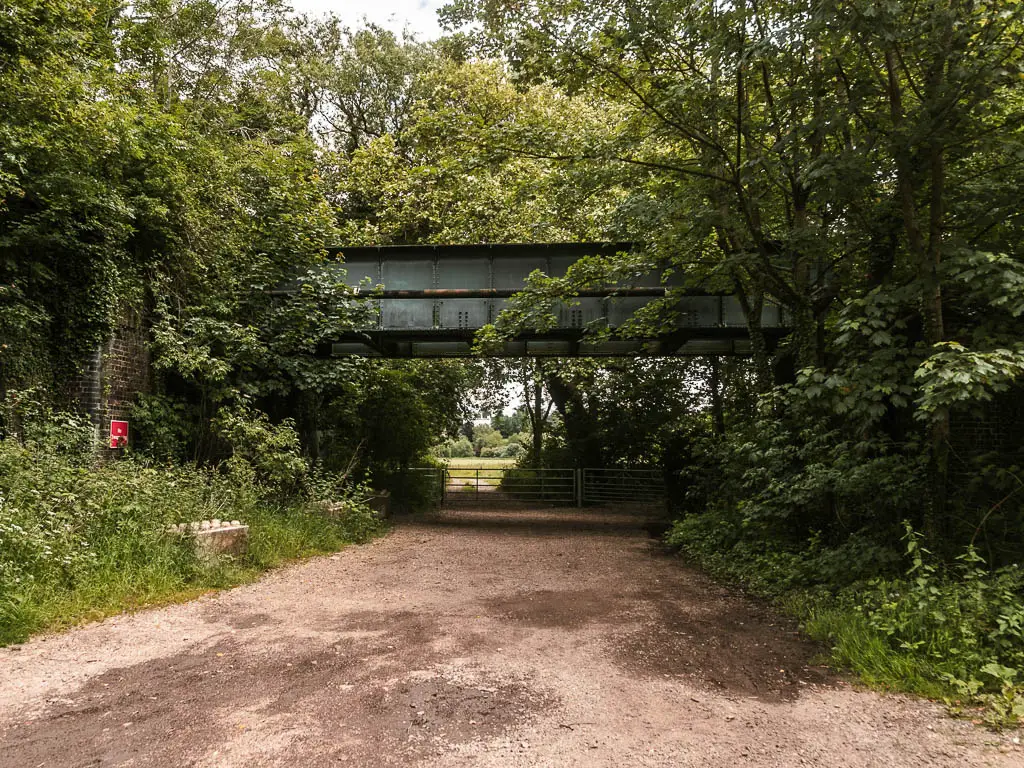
xmin=269 ymin=287 xmax=679 ymax=298
xmin=373 ymin=287 xmax=671 ymax=299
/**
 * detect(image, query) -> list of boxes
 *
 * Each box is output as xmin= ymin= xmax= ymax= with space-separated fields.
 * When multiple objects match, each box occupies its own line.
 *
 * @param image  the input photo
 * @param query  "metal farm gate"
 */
xmin=409 ymin=466 xmax=665 ymax=508
xmin=580 ymin=468 xmax=665 ymax=506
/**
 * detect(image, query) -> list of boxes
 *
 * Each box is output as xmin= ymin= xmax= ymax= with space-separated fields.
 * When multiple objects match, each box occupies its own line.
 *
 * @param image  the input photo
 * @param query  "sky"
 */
xmin=289 ymin=0 xmax=448 ymax=39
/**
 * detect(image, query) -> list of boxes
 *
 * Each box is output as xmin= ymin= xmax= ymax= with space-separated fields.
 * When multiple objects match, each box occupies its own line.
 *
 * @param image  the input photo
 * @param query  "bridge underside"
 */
xmin=319 ymin=327 xmax=787 ymax=358
xmin=295 ymin=243 xmax=790 ymax=358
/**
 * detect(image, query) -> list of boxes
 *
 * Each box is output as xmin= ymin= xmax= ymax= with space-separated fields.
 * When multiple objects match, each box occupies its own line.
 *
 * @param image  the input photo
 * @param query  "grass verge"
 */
xmin=0 ymin=443 xmax=383 ymax=646
xmin=667 ymin=513 xmax=1024 ymax=727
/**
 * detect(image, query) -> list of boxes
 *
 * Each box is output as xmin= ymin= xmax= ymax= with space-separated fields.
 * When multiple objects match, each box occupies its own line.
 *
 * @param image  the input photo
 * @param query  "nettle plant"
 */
xmin=862 ymin=525 xmax=1024 ymax=726
xmin=0 ymin=492 xmax=38 ymax=592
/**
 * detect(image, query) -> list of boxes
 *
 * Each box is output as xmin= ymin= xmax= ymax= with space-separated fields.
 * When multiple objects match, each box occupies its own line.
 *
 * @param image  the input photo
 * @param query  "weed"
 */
xmin=0 ymin=435 xmax=382 ymax=645
xmin=667 ymin=512 xmax=1024 ymax=727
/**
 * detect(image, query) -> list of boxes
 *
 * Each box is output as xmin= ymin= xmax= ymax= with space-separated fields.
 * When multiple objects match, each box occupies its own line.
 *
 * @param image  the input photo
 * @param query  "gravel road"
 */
xmin=1 ymin=506 xmax=1020 ymax=767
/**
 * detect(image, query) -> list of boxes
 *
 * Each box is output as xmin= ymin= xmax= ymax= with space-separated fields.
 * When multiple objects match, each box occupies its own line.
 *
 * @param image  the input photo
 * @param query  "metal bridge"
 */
xmin=292 ymin=243 xmax=788 ymax=357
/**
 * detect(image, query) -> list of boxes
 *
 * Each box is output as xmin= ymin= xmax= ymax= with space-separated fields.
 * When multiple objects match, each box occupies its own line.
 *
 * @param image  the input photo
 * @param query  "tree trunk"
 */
xmin=531 ymin=372 xmax=544 ymax=468
xmin=709 ymin=357 xmax=726 ymax=435
xmin=885 ymin=45 xmax=950 ymax=549
xmin=523 ymin=359 xmax=546 ymax=468
xmin=732 ymin=274 xmax=772 ymax=393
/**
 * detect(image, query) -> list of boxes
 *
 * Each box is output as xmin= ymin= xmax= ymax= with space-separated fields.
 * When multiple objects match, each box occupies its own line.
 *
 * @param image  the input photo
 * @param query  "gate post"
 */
xmin=575 ymin=468 xmax=583 ymax=507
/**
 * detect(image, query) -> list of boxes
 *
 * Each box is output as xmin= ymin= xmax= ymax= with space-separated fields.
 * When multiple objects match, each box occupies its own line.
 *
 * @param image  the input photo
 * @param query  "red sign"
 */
xmin=109 ymin=420 xmax=128 ymax=449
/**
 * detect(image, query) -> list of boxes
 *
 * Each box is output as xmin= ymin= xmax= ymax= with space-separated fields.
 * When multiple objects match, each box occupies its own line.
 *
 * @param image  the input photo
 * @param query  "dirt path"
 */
xmin=1 ymin=507 xmax=1020 ymax=767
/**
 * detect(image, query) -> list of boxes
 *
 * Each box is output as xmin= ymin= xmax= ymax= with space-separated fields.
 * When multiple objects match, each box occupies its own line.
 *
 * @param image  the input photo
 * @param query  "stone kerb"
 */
xmin=316 ymin=490 xmax=391 ymax=520
xmin=169 ymin=520 xmax=249 ymax=558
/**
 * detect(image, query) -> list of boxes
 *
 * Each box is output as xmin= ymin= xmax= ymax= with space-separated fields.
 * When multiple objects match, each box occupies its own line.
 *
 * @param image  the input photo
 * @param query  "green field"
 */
xmin=442 ymin=457 xmax=516 ymax=489
xmin=444 ymin=457 xmax=517 ymax=468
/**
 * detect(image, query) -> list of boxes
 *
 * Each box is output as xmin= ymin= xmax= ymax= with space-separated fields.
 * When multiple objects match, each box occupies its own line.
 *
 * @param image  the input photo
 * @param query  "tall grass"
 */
xmin=0 ymin=440 xmax=381 ymax=645
xmin=797 ymin=603 xmax=949 ymax=699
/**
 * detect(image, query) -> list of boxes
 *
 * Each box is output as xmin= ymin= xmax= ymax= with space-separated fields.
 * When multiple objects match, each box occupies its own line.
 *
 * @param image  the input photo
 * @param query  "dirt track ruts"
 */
xmin=0 ymin=506 xmax=1021 ymax=767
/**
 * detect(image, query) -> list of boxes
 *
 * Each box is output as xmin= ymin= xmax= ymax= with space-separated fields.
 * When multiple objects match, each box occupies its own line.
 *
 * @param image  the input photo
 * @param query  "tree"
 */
xmin=491 ymin=408 xmax=528 ymax=437
xmin=330 ymin=60 xmax=620 ymax=245
xmin=471 ymin=423 xmax=505 ymax=456
xmin=445 ymin=0 xmax=1024 ymax=545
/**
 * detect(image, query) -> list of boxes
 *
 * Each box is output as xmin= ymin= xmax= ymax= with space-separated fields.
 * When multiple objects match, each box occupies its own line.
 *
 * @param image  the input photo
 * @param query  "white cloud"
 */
xmin=289 ymin=0 xmax=446 ymax=40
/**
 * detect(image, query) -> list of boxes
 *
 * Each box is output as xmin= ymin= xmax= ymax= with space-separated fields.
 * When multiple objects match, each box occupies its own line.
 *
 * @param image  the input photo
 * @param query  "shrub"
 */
xmin=853 ymin=527 xmax=1024 ymax=725
xmin=377 ymin=461 xmax=444 ymax=512
xmin=667 ymin=511 xmax=1024 ymax=726
xmin=213 ymin=403 xmax=308 ymax=494
xmin=129 ymin=393 xmax=195 ymax=462
xmin=500 ymin=442 xmax=524 ymax=458
xmin=1 ymin=389 xmax=95 ymax=455
xmin=0 ymin=429 xmax=381 ymax=645
xmin=433 ymin=437 xmax=474 ymax=458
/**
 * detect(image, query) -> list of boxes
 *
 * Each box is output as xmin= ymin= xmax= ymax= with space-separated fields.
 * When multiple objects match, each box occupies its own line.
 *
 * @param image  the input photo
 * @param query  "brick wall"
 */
xmin=72 ymin=307 xmax=152 ymax=456
xmin=72 ymin=346 xmax=104 ymax=425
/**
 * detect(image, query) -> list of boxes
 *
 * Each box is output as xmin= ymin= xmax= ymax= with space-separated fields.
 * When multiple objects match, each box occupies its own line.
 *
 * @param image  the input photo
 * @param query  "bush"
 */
xmin=433 ymin=436 xmax=473 ymax=458
xmin=376 ymin=461 xmax=444 ymax=512
xmin=1 ymin=389 xmax=95 ymax=455
xmin=213 ymin=403 xmax=308 ymax=494
xmin=472 ymin=424 xmax=504 ymax=456
xmin=852 ymin=527 xmax=1024 ymax=724
xmin=667 ymin=511 xmax=1024 ymax=726
xmin=500 ymin=441 xmax=524 ymax=458
xmin=129 ymin=393 xmax=195 ymax=462
xmin=0 ymin=429 xmax=382 ymax=646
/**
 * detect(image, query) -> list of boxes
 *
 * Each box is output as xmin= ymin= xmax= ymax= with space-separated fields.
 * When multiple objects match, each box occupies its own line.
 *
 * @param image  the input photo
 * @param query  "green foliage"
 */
xmin=446 ymin=0 xmax=1024 ymax=557
xmin=380 ymin=462 xmax=444 ymax=513
xmin=722 ymin=424 xmax=927 ymax=536
xmin=854 ymin=527 xmax=1024 ymax=725
xmin=472 ymin=424 xmax=505 ymax=456
xmin=664 ymin=512 xmax=893 ymax=597
xmin=1 ymin=0 xmax=349 ymax=398
xmin=129 ymin=393 xmax=195 ymax=462
xmin=334 ymin=59 xmax=614 ymax=247
xmin=0 ymin=434 xmax=381 ymax=646
xmin=214 ymin=403 xmax=308 ymax=493
xmin=490 ymin=409 xmax=528 ymax=438
xmin=668 ymin=512 xmax=1024 ymax=726
xmin=434 ymin=436 xmax=475 ymax=458
xmin=0 ymin=286 xmax=50 ymax=388
xmin=497 ymin=441 xmax=524 ymax=459
xmin=916 ymin=343 xmax=1024 ymax=417
xmin=327 ymin=362 xmax=476 ymax=473
xmin=1 ymin=389 xmax=95 ymax=455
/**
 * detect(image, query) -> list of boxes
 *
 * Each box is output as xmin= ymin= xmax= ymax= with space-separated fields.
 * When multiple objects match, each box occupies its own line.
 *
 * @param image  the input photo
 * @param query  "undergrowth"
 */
xmin=0 ymin=437 xmax=382 ymax=646
xmin=667 ymin=513 xmax=1024 ymax=727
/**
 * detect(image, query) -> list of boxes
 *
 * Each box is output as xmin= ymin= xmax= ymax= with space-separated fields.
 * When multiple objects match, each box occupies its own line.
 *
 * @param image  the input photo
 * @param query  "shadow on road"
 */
xmin=397 ymin=506 xmax=668 ymax=536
